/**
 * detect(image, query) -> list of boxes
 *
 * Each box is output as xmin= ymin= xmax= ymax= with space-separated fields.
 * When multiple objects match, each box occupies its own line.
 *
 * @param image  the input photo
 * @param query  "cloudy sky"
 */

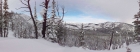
xmin=7 ymin=0 xmax=140 ymax=24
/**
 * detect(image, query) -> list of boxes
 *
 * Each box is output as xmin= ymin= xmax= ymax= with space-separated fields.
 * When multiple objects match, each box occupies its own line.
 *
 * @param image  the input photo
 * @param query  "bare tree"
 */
xmin=18 ymin=0 xmax=38 ymax=39
xmin=40 ymin=0 xmax=50 ymax=38
xmin=109 ymin=23 xmax=115 ymax=50
xmin=41 ymin=0 xmax=65 ymax=39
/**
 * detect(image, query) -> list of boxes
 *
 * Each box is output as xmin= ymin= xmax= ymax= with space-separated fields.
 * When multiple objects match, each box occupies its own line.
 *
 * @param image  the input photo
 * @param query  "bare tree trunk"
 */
xmin=42 ymin=19 xmax=46 ymax=38
xmin=27 ymin=0 xmax=38 ymax=39
xmin=109 ymin=31 xmax=114 ymax=50
xmin=4 ymin=28 xmax=5 ymax=37
xmin=19 ymin=0 xmax=38 ymax=39
xmin=109 ymin=23 xmax=115 ymax=50
xmin=42 ymin=0 xmax=49 ymax=38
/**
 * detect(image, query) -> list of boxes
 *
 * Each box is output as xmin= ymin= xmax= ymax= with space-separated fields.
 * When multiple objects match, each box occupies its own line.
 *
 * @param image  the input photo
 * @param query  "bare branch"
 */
xmin=40 ymin=2 xmax=45 ymax=7
xmin=45 ymin=0 xmax=50 ymax=8
xmin=60 ymin=6 xmax=65 ymax=21
xmin=16 ymin=7 xmax=28 ymax=10
xmin=27 ymin=18 xmax=31 ymax=21
xmin=20 ymin=0 xmax=28 ymax=6
xmin=57 ymin=5 xmax=65 ymax=25
xmin=56 ymin=2 xmax=60 ymax=17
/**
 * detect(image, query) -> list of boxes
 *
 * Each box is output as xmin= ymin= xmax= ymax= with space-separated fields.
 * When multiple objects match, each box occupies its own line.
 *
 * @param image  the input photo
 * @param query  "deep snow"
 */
xmin=0 ymin=34 xmax=138 ymax=52
xmin=0 ymin=38 xmax=136 ymax=52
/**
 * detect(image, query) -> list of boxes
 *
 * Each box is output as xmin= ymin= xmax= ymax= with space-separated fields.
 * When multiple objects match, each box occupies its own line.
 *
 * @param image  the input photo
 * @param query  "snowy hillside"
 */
xmin=12 ymin=14 xmax=35 ymax=25
xmin=7 ymin=13 xmax=135 ymax=51
xmin=0 ymin=37 xmax=139 ymax=52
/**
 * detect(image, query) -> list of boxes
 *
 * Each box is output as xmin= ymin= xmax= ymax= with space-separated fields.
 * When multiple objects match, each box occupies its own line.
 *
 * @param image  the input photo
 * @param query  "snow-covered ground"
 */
xmin=0 ymin=37 xmax=139 ymax=52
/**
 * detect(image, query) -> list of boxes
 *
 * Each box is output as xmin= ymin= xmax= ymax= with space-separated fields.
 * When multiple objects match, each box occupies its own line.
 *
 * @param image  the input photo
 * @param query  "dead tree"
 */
xmin=109 ymin=23 xmax=115 ymax=50
xmin=41 ymin=0 xmax=50 ymax=38
xmin=18 ymin=0 xmax=38 ymax=39
xmin=55 ymin=4 xmax=66 ymax=44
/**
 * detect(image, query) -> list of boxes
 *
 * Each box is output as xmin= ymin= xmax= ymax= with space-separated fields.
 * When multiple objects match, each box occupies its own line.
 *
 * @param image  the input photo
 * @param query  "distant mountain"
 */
xmin=12 ymin=13 xmax=134 ymax=36
xmin=66 ymin=22 xmax=134 ymax=30
xmin=66 ymin=22 xmax=134 ymax=36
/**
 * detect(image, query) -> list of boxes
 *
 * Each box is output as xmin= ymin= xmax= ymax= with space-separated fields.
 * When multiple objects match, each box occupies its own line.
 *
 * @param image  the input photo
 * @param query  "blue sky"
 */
xmin=7 ymin=0 xmax=140 ymax=24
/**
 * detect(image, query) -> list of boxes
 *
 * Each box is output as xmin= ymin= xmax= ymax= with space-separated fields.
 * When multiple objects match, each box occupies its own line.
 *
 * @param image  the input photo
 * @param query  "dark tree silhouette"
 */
xmin=41 ymin=0 xmax=50 ymax=38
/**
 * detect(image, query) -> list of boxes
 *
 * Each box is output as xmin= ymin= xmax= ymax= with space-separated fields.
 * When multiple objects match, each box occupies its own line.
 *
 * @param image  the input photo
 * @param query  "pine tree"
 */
xmin=49 ymin=0 xmax=57 ymax=40
xmin=0 ymin=0 xmax=3 ymax=37
xmin=3 ymin=0 xmax=8 ymax=37
xmin=133 ymin=1 xmax=140 ymax=42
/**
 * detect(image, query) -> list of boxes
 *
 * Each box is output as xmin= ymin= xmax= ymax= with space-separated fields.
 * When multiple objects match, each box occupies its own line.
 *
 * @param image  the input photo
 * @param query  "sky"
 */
xmin=6 ymin=0 xmax=140 ymax=24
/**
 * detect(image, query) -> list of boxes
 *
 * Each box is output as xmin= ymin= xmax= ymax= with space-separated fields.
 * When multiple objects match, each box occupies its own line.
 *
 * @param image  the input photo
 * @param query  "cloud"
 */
xmin=8 ymin=0 xmax=43 ymax=12
xmin=56 ymin=0 xmax=139 ymax=24
xmin=7 ymin=0 xmax=139 ymax=24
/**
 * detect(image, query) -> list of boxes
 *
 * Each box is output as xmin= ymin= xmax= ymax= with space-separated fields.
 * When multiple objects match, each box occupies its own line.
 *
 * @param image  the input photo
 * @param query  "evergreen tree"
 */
xmin=0 ymin=0 xmax=2 ymax=37
xmin=133 ymin=1 xmax=140 ymax=42
xmin=3 ymin=0 xmax=8 ymax=37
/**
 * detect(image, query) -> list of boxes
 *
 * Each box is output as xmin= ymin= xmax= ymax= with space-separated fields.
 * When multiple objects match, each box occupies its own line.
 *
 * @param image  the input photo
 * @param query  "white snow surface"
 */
xmin=0 ymin=36 xmax=140 ymax=52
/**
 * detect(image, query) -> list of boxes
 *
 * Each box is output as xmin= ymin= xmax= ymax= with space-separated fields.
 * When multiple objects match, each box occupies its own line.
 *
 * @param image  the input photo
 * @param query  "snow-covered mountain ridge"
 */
xmin=14 ymin=13 xmax=134 ymax=32
xmin=66 ymin=22 xmax=134 ymax=32
xmin=14 ymin=13 xmax=134 ymax=35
